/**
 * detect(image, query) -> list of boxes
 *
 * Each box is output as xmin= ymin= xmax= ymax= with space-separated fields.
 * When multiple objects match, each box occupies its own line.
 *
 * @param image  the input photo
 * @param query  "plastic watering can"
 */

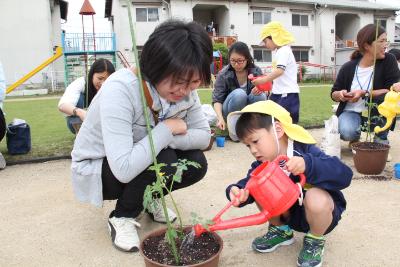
xmin=374 ymin=87 xmax=400 ymax=133
xmin=194 ymin=155 xmax=305 ymax=236
xmin=248 ymin=74 xmax=272 ymax=92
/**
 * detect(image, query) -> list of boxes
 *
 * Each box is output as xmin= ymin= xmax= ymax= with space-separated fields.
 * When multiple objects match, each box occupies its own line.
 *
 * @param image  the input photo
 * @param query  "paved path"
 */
xmin=1 ymin=128 xmax=399 ymax=266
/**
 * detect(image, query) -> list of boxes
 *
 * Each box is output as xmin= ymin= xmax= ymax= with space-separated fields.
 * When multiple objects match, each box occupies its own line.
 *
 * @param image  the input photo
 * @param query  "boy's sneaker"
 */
xmin=108 ymin=216 xmax=141 ymax=252
xmin=0 ymin=152 xmax=6 ymax=169
xmin=146 ymin=199 xmax=177 ymax=223
xmin=252 ymin=225 xmax=294 ymax=253
xmin=297 ymin=235 xmax=325 ymax=267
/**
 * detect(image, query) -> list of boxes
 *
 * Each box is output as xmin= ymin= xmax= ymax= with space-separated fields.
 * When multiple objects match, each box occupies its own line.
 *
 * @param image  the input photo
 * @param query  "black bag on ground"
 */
xmin=6 ymin=121 xmax=31 ymax=155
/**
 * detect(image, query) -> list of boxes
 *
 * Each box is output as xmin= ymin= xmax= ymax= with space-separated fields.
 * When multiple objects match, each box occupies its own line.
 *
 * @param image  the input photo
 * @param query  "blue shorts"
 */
xmin=269 ymin=93 xmax=300 ymax=123
xmin=284 ymin=192 xmax=342 ymax=235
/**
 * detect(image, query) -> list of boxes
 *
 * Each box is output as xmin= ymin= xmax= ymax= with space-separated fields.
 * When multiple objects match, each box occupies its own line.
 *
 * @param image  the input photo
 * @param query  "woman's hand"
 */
xmin=345 ymin=89 xmax=365 ymax=103
xmin=285 ymin=156 xmax=306 ymax=176
xmin=229 ymin=186 xmax=249 ymax=207
xmin=334 ymin=90 xmax=353 ymax=102
xmin=392 ymin=82 xmax=400 ymax=92
xmin=76 ymin=108 xmax=86 ymax=121
xmin=216 ymin=116 xmax=226 ymax=130
xmin=163 ymin=118 xmax=187 ymax=135
xmin=251 ymin=86 xmax=262 ymax=95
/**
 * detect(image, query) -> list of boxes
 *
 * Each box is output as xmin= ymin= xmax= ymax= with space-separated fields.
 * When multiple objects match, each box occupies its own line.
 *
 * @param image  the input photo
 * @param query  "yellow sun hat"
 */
xmin=260 ymin=21 xmax=295 ymax=46
xmin=227 ymin=100 xmax=316 ymax=144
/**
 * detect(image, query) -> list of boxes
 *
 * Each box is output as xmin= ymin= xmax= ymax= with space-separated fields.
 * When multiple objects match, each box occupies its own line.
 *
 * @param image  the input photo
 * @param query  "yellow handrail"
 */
xmin=6 ymin=46 xmax=63 ymax=94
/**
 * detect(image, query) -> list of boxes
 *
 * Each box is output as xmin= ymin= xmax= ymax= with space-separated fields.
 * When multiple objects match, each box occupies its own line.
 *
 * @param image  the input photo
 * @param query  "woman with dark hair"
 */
xmin=331 ymin=24 xmax=400 ymax=153
xmin=58 ymin=58 xmax=115 ymax=133
xmin=212 ymin=41 xmax=266 ymax=130
xmin=71 ymin=20 xmax=212 ymax=252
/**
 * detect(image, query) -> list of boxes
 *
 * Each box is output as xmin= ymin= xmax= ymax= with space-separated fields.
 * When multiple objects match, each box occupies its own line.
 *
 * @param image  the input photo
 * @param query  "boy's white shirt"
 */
xmin=271 ymin=45 xmax=299 ymax=94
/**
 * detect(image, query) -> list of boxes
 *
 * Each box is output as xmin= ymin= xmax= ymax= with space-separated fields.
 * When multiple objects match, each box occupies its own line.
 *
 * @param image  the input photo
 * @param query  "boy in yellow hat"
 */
xmin=226 ymin=100 xmax=353 ymax=267
xmin=252 ymin=21 xmax=300 ymax=123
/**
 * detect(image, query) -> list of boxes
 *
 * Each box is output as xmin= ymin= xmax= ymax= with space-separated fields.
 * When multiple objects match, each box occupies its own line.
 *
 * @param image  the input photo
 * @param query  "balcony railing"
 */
xmin=211 ymin=35 xmax=237 ymax=47
xmin=335 ymin=39 xmax=357 ymax=49
xmin=62 ymin=32 xmax=116 ymax=54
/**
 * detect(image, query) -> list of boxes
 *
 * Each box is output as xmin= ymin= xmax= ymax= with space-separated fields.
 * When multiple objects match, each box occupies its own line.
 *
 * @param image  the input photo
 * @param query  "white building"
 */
xmin=0 ymin=0 xmax=68 ymax=88
xmin=105 ymin=0 xmax=399 ymax=77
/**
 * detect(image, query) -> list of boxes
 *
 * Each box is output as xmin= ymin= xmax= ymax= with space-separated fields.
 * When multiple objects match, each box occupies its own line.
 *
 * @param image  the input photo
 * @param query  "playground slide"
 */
xmin=6 ymin=46 xmax=63 ymax=94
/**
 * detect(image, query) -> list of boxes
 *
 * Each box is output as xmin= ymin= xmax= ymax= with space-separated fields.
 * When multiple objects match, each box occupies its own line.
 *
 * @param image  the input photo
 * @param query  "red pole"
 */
xmin=92 ymin=14 xmax=96 ymax=60
xmin=299 ymin=62 xmax=303 ymax=82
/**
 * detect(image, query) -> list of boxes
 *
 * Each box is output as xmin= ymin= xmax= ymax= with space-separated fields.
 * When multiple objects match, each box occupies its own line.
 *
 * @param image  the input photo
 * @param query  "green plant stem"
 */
xmin=366 ymin=23 xmax=379 ymax=143
xmin=125 ymin=1 xmax=179 ymax=264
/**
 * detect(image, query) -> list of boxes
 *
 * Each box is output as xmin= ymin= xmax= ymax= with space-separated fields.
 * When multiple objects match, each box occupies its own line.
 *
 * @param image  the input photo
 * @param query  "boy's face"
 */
xmin=263 ymin=38 xmax=277 ymax=50
xmin=241 ymin=128 xmax=278 ymax=162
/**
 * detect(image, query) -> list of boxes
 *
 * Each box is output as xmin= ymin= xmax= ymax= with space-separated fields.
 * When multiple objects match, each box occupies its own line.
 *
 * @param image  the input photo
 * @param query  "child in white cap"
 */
xmin=226 ymin=100 xmax=353 ymax=267
xmin=252 ymin=21 xmax=300 ymax=122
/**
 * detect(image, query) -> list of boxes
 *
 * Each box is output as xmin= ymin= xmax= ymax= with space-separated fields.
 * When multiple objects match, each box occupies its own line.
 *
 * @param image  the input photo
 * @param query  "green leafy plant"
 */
xmin=213 ymin=43 xmax=229 ymax=65
xmin=143 ymin=160 xmax=201 ymax=264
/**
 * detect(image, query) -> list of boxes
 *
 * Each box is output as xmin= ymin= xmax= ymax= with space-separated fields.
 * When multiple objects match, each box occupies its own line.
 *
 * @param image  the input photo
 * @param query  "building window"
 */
xmin=253 ymin=48 xmax=272 ymax=62
xmin=374 ymin=19 xmax=387 ymax=29
xmin=253 ymin=12 xmax=271 ymax=24
xmin=292 ymin=14 xmax=308 ymax=26
xmin=293 ymin=50 xmax=309 ymax=62
xmin=136 ymin=8 xmax=159 ymax=22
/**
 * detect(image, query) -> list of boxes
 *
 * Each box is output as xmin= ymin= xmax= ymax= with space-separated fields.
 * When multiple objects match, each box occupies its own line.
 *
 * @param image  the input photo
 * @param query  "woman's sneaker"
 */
xmin=297 ymin=235 xmax=325 ymax=267
xmin=108 ymin=216 xmax=141 ymax=252
xmin=252 ymin=225 xmax=294 ymax=253
xmin=146 ymin=199 xmax=177 ymax=223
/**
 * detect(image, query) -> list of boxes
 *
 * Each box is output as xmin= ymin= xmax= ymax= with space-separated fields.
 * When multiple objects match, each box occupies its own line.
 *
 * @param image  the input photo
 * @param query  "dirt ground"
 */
xmin=1 ymin=128 xmax=399 ymax=267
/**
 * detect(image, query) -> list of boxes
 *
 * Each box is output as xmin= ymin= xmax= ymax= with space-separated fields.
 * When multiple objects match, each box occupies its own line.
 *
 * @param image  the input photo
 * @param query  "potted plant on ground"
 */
xmin=125 ymin=2 xmax=223 ymax=266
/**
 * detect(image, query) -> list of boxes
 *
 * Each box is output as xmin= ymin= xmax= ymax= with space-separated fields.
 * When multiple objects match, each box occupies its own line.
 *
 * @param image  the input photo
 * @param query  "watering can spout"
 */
xmin=193 ymin=210 xmax=271 ymax=237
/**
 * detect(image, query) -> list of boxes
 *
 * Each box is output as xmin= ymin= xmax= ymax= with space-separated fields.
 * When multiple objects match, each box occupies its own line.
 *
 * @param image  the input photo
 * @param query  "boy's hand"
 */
xmin=251 ymin=76 xmax=268 ymax=86
xmin=285 ymin=156 xmax=306 ymax=176
xmin=229 ymin=186 xmax=249 ymax=207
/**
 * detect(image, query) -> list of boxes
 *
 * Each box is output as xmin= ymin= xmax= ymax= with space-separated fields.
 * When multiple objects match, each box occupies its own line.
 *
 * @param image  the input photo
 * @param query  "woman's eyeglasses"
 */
xmin=230 ymin=59 xmax=246 ymax=65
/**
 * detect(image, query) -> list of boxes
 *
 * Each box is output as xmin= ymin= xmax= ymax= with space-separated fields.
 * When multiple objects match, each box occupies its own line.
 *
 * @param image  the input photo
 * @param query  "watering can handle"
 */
xmin=274 ymin=155 xmax=306 ymax=186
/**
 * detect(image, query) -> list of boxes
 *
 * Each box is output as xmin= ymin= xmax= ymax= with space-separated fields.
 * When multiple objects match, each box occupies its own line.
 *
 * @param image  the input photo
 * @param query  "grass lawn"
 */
xmin=0 ymin=85 xmax=333 ymax=162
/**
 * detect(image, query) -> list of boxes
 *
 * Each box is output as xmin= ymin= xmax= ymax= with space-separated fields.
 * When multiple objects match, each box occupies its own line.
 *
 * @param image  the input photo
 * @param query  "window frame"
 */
xmin=253 ymin=48 xmax=272 ymax=63
xmin=292 ymin=49 xmax=309 ymax=62
xmin=253 ymin=11 xmax=271 ymax=25
xmin=292 ymin=13 xmax=308 ymax=27
xmin=135 ymin=7 xmax=159 ymax=22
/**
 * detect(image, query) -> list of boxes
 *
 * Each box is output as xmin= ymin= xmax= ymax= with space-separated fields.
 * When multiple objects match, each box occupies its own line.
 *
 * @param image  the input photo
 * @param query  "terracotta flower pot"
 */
xmin=352 ymin=142 xmax=390 ymax=175
xmin=140 ymin=226 xmax=223 ymax=267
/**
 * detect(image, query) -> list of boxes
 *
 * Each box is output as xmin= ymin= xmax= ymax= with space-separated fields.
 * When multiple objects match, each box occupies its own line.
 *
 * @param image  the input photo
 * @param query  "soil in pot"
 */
xmin=142 ymin=228 xmax=221 ymax=266
xmin=352 ymin=142 xmax=390 ymax=175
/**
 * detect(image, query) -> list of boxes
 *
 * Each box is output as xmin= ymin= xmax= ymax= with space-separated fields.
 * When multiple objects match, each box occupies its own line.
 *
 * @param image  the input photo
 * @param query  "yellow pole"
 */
xmin=6 ymin=46 xmax=63 ymax=94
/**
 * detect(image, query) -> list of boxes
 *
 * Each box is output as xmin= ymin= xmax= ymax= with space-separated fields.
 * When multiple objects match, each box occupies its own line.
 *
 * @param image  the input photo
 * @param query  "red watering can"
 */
xmin=248 ymin=74 xmax=272 ymax=92
xmin=194 ymin=155 xmax=305 ymax=236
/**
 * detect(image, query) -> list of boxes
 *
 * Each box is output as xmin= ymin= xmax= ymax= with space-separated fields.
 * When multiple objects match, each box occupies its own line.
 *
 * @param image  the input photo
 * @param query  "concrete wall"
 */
xmin=0 ymin=0 xmax=60 ymax=86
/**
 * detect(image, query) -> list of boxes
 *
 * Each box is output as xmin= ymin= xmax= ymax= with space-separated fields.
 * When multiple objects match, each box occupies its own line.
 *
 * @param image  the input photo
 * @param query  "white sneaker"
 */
xmin=108 ymin=216 xmax=141 ymax=252
xmin=147 ymin=199 xmax=177 ymax=223
xmin=0 ymin=152 xmax=6 ymax=169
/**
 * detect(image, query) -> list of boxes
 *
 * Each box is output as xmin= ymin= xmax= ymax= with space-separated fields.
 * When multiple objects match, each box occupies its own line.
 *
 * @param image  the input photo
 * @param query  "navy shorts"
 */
xmin=283 ymin=192 xmax=342 ymax=235
xmin=269 ymin=93 xmax=300 ymax=123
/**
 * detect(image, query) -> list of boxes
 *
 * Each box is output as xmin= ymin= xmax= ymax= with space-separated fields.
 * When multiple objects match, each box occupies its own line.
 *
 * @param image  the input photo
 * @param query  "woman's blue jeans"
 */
xmin=66 ymin=93 xmax=85 ymax=134
xmin=338 ymin=111 xmax=389 ymax=144
xmin=222 ymin=89 xmax=266 ymax=118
